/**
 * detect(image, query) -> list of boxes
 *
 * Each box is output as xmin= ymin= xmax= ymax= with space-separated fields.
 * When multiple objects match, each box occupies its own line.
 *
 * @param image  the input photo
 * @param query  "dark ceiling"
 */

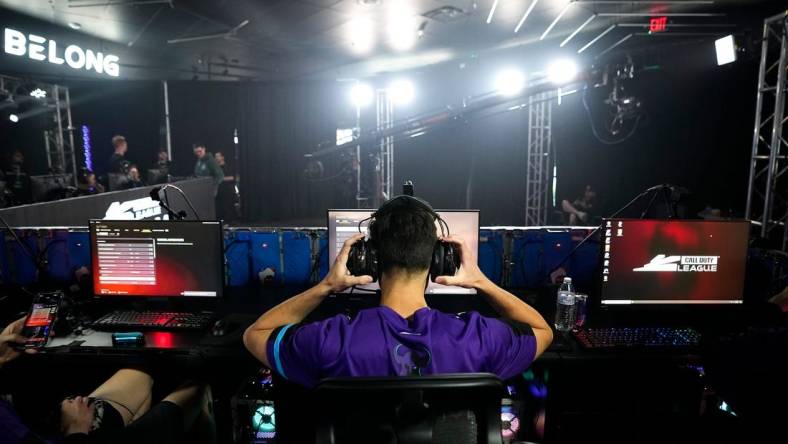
xmin=0 ymin=0 xmax=783 ymax=81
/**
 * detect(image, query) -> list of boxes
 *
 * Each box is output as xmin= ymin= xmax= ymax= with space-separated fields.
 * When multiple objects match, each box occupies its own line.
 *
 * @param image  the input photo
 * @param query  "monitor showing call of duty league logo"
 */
xmin=599 ymin=219 xmax=749 ymax=305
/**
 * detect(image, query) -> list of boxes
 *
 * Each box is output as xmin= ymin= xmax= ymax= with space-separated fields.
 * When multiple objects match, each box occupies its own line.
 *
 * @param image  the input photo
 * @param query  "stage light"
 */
xmin=30 ymin=88 xmax=46 ymax=99
xmin=715 ymin=35 xmax=736 ymax=66
xmin=9 ymin=113 xmax=19 ymax=123
xmin=348 ymin=17 xmax=375 ymax=54
xmin=387 ymin=8 xmax=417 ymax=51
xmin=350 ymin=83 xmax=374 ymax=108
xmin=388 ymin=79 xmax=414 ymax=105
xmin=68 ymin=22 xmax=82 ymax=30
xmin=388 ymin=26 xmax=417 ymax=51
xmin=547 ymin=59 xmax=578 ymax=84
xmin=494 ymin=69 xmax=526 ymax=97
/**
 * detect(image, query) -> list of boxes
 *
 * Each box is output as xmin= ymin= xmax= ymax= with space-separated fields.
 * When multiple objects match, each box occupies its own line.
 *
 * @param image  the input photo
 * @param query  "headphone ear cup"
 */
xmin=348 ymin=240 xmax=379 ymax=283
xmin=443 ymin=242 xmax=460 ymax=276
xmin=430 ymin=241 xmax=444 ymax=283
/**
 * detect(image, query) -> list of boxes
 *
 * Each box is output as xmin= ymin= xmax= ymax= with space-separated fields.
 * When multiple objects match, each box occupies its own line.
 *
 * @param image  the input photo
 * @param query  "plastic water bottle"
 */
xmin=555 ymin=277 xmax=576 ymax=332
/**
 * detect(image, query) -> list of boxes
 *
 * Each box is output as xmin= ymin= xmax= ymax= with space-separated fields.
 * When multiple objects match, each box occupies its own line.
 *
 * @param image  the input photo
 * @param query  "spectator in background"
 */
xmin=214 ymin=151 xmax=236 ymax=183
xmin=107 ymin=136 xmax=129 ymax=174
xmin=2 ymin=149 xmax=31 ymax=205
xmin=214 ymin=151 xmax=238 ymax=223
xmin=127 ymin=165 xmax=144 ymax=188
xmin=155 ymin=150 xmax=170 ymax=174
xmin=561 ymin=185 xmax=597 ymax=225
xmin=193 ymin=144 xmax=223 ymax=196
xmin=76 ymin=170 xmax=105 ymax=196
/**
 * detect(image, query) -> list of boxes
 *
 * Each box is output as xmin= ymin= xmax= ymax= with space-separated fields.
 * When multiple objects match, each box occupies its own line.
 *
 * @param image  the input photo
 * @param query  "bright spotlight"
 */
xmin=715 ymin=35 xmax=736 ymax=66
xmin=348 ymin=17 xmax=375 ymax=54
xmin=9 ymin=113 xmax=19 ymax=123
xmin=547 ymin=59 xmax=578 ymax=85
xmin=388 ymin=16 xmax=417 ymax=51
xmin=388 ymin=79 xmax=414 ymax=105
xmin=494 ymin=69 xmax=526 ymax=97
xmin=350 ymin=83 xmax=374 ymax=108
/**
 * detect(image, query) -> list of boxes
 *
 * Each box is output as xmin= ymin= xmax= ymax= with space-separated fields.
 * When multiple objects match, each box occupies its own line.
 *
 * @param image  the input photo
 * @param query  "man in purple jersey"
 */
xmin=244 ymin=200 xmax=553 ymax=387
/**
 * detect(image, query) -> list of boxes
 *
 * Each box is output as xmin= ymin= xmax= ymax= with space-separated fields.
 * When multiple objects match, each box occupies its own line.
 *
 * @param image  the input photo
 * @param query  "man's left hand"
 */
xmin=0 ymin=317 xmax=31 ymax=367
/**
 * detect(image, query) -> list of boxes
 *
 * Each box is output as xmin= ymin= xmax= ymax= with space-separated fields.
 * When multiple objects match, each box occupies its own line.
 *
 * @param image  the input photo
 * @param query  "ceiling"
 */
xmin=0 ymin=0 xmax=781 ymax=81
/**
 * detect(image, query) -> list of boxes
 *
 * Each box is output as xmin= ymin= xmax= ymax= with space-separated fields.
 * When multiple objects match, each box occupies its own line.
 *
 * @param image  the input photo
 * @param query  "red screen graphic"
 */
xmin=90 ymin=220 xmax=223 ymax=298
xmin=600 ymin=220 xmax=749 ymax=304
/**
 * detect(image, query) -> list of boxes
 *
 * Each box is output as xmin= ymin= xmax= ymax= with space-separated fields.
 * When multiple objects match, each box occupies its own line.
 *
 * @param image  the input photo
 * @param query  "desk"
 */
xmin=0 ymin=287 xmax=729 ymax=444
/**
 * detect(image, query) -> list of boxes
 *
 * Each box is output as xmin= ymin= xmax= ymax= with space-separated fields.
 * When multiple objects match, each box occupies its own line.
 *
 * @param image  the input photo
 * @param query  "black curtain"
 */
xmin=238 ymin=81 xmax=344 ymax=225
xmin=70 ymin=81 xmax=162 ymax=176
xmin=168 ymin=81 xmax=240 ymax=177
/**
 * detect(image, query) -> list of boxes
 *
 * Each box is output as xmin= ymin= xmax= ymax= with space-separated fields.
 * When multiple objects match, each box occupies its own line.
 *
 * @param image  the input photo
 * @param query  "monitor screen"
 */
xmin=599 ymin=219 xmax=749 ymax=305
xmin=90 ymin=220 xmax=223 ymax=297
xmin=327 ymin=209 xmax=479 ymax=294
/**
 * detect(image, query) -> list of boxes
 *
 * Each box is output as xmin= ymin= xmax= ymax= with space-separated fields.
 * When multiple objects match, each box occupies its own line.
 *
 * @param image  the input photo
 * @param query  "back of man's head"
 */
xmin=369 ymin=199 xmax=438 ymax=278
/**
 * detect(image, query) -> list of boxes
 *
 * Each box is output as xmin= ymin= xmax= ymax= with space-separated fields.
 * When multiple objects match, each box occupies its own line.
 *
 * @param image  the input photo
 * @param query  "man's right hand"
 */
xmin=320 ymin=233 xmax=374 ymax=293
xmin=435 ymin=236 xmax=490 ymax=289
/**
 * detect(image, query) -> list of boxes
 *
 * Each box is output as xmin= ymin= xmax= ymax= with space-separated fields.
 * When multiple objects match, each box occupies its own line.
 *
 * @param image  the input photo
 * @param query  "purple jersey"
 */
xmin=266 ymin=306 xmax=537 ymax=387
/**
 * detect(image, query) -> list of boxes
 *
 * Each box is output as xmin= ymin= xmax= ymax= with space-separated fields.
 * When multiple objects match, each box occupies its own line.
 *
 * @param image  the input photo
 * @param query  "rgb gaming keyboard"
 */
xmin=573 ymin=327 xmax=701 ymax=349
xmin=92 ymin=311 xmax=214 ymax=331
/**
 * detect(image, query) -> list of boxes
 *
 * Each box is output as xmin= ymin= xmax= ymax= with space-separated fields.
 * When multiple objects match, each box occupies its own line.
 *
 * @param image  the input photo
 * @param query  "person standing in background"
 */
xmin=193 ymin=144 xmax=223 ymax=196
xmin=107 ymin=135 xmax=130 ymax=174
xmin=214 ymin=151 xmax=238 ymax=223
xmin=2 ymin=149 xmax=31 ymax=205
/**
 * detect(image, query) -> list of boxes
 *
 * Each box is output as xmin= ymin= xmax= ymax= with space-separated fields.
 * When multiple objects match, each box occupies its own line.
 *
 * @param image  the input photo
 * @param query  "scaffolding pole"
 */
xmin=525 ymin=91 xmax=553 ymax=226
xmin=376 ymin=89 xmax=394 ymax=207
xmin=44 ymin=83 xmax=78 ymax=185
xmin=745 ymin=11 xmax=788 ymax=250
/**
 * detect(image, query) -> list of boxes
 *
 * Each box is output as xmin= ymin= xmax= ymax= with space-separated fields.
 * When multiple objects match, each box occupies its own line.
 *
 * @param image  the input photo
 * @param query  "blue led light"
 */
xmin=81 ymin=125 xmax=93 ymax=171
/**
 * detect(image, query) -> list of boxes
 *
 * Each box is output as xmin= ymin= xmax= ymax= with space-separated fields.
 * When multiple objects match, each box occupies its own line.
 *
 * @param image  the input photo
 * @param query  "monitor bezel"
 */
xmin=89 ymin=219 xmax=225 ymax=299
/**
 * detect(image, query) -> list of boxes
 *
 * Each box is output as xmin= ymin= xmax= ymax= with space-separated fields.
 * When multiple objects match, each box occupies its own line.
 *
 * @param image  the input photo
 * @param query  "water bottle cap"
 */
xmin=563 ymin=277 xmax=572 ymax=283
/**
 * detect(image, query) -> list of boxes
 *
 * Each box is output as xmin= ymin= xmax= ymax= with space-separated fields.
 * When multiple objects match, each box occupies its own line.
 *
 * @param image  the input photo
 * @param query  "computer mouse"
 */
xmin=211 ymin=319 xmax=227 ymax=337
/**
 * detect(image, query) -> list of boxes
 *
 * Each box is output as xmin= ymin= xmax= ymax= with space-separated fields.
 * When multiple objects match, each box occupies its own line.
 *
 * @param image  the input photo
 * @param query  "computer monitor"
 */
xmin=599 ymin=219 xmax=749 ymax=305
xmin=327 ymin=209 xmax=480 ymax=294
xmin=89 ymin=220 xmax=224 ymax=298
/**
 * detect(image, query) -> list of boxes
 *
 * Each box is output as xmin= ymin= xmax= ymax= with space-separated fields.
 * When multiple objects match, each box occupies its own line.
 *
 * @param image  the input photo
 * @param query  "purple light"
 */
xmin=81 ymin=125 xmax=93 ymax=171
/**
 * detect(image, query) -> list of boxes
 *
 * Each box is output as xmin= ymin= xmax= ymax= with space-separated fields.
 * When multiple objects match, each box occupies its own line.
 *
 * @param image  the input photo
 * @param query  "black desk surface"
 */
xmin=2 ymin=284 xmax=745 ymax=366
xmin=4 ymin=285 xmax=784 ymax=444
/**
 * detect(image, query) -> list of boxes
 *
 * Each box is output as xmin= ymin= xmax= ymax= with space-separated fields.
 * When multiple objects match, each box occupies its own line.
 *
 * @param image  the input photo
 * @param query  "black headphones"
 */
xmin=347 ymin=196 xmax=460 ymax=283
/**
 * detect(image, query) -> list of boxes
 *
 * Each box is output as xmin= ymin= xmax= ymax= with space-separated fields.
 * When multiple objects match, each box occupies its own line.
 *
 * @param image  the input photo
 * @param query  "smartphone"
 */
xmin=18 ymin=291 xmax=63 ymax=350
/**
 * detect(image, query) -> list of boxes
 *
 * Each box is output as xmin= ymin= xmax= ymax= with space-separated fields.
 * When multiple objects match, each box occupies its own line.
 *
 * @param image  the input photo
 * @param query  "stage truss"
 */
xmin=1 ymin=74 xmax=78 ymax=186
xmin=525 ymin=91 xmax=554 ymax=226
xmin=355 ymin=89 xmax=394 ymax=208
xmin=746 ymin=11 xmax=788 ymax=250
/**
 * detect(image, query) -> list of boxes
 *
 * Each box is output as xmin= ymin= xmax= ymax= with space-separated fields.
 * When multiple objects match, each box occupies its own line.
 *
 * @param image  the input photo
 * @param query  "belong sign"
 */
xmin=3 ymin=27 xmax=120 ymax=77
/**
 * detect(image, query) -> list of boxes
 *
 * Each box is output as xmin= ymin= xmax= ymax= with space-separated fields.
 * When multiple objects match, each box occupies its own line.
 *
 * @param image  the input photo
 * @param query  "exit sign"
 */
xmin=650 ymin=16 xmax=668 ymax=33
